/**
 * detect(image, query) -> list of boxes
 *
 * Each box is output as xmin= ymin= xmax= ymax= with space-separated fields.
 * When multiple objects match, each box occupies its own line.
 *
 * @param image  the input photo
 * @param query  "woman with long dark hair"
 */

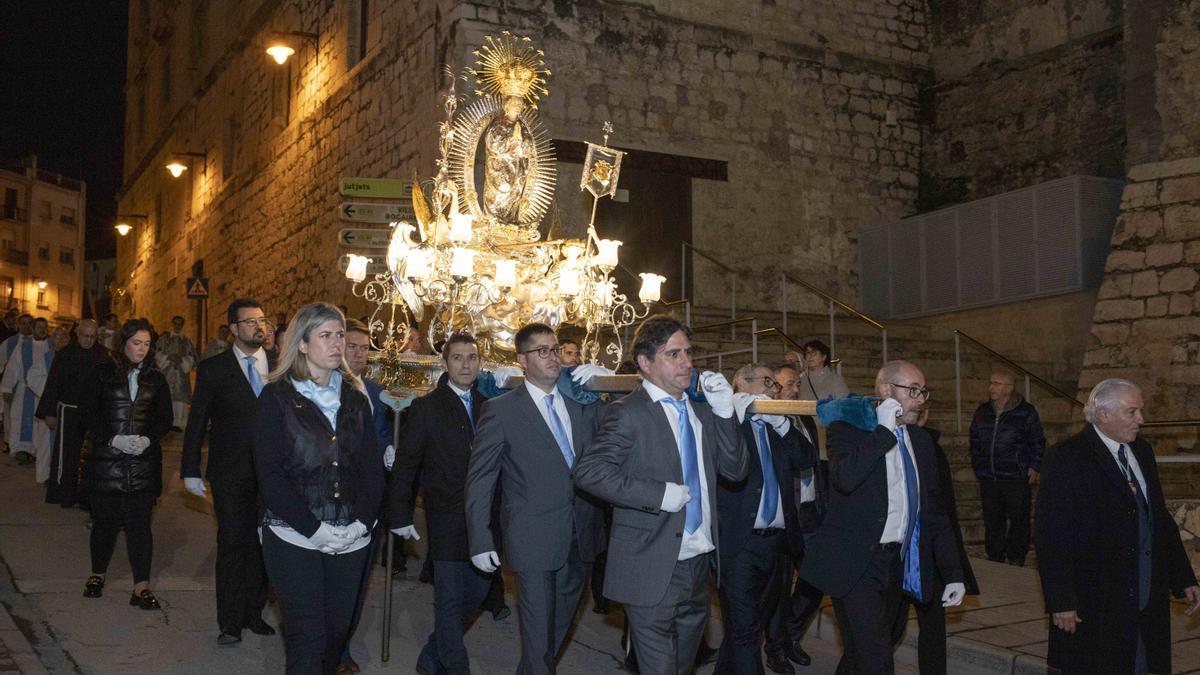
xmin=253 ymin=302 xmax=385 ymax=673
xmin=81 ymin=318 xmax=173 ymax=608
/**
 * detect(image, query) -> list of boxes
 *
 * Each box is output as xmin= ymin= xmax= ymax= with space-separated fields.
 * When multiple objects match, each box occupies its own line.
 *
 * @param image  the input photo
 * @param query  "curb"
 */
xmin=0 ymin=600 xmax=48 ymax=675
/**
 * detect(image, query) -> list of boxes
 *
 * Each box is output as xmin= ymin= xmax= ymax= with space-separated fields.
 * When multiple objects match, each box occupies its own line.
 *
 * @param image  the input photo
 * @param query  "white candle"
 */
xmin=449 ymin=211 xmax=474 ymax=243
xmin=450 ymin=248 xmax=477 ymax=278
xmin=638 ymin=273 xmax=665 ymax=303
xmin=345 ymin=254 xmax=370 ymax=283
xmin=594 ymin=239 xmax=622 ymax=268
xmin=406 ymin=248 xmax=431 ymax=281
xmin=494 ymin=259 xmax=518 ymax=288
xmin=558 ymin=269 xmax=581 ymax=296
xmin=593 ymin=280 xmax=613 ymax=306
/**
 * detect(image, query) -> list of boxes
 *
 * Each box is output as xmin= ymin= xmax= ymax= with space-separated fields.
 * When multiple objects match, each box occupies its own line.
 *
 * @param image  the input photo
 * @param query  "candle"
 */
xmin=638 ymin=273 xmax=665 ymax=303
xmin=449 ymin=211 xmax=474 ymax=243
xmin=345 ymin=254 xmax=370 ymax=283
xmin=593 ymin=280 xmax=613 ymax=306
xmin=494 ymin=259 xmax=518 ymax=288
xmin=558 ymin=269 xmax=581 ymax=296
xmin=450 ymin=247 xmax=477 ymax=278
xmin=594 ymin=239 xmax=622 ymax=268
xmin=406 ymin=248 xmax=431 ymax=281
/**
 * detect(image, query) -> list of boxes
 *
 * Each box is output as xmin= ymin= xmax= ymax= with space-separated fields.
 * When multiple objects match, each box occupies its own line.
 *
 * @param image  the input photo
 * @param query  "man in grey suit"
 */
xmin=465 ymin=323 xmax=601 ymax=674
xmin=575 ymin=315 xmax=748 ymax=675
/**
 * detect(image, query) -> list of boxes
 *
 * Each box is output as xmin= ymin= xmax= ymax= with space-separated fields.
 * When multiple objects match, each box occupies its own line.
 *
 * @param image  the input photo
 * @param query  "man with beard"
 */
xmin=37 ymin=319 xmax=109 ymax=507
xmin=155 ymin=315 xmax=198 ymax=430
xmin=182 ymin=299 xmax=275 ymax=644
xmin=2 ymin=317 xmax=54 ymax=473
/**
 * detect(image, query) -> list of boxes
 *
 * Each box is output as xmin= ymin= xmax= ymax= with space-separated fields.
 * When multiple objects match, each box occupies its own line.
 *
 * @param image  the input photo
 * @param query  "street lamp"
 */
xmin=266 ymin=31 xmax=318 ymax=65
xmin=115 ymin=213 xmax=147 ymax=236
xmin=165 ymin=151 xmax=207 ymax=179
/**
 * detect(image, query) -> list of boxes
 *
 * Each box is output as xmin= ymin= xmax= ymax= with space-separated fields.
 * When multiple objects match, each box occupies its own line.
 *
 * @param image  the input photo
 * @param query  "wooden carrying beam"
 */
xmin=508 ymin=374 xmax=818 ymax=416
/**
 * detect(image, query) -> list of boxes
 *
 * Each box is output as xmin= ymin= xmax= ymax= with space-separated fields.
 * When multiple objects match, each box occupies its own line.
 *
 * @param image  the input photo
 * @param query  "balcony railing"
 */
xmin=1 ymin=206 xmax=27 ymax=222
xmin=3 ymin=249 xmax=29 ymax=265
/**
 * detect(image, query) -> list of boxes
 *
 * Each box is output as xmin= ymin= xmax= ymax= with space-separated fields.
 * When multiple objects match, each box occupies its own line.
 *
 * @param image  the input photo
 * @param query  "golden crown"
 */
xmin=470 ymin=32 xmax=551 ymax=108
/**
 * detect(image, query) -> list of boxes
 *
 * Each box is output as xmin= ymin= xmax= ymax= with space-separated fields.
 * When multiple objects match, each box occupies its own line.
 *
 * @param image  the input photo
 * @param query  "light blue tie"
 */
xmin=754 ymin=420 xmax=779 ymax=525
xmin=665 ymin=398 xmax=702 ymax=534
xmin=460 ymin=391 xmax=474 ymax=429
xmin=245 ymin=355 xmax=264 ymax=397
xmin=544 ymin=394 xmax=574 ymax=469
xmin=897 ymin=428 xmax=922 ymax=599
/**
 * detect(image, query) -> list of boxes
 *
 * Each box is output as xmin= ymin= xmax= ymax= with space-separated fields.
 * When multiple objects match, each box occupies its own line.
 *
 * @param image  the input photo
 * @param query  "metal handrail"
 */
xmin=778 ymin=272 xmax=889 ymax=367
xmin=952 ymin=329 xmax=1083 ymax=433
xmin=1140 ymin=419 xmax=1200 ymax=428
xmin=781 ymin=273 xmax=884 ymax=331
xmin=692 ymin=317 xmax=758 ymax=332
xmin=754 ymin=326 xmax=805 ymax=352
xmin=681 ymin=241 xmax=740 ymax=337
xmin=690 ymin=318 xmax=758 ymax=368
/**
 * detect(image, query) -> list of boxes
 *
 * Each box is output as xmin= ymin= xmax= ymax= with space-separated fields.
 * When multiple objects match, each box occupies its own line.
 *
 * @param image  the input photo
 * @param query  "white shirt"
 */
xmin=750 ymin=421 xmax=786 ymax=529
xmin=232 ymin=343 xmax=268 ymax=384
xmin=1094 ymin=425 xmax=1147 ymax=497
xmin=524 ymin=381 xmax=574 ymax=455
xmin=642 ymin=379 xmax=715 ymax=560
xmin=127 ymin=369 xmax=140 ymax=401
xmin=795 ymin=419 xmax=817 ymax=504
xmin=880 ymin=425 xmax=919 ymax=544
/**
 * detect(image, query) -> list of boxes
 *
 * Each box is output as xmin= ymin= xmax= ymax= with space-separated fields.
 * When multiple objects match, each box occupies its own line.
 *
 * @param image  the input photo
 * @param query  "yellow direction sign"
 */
xmin=339 ymin=177 xmax=413 ymax=199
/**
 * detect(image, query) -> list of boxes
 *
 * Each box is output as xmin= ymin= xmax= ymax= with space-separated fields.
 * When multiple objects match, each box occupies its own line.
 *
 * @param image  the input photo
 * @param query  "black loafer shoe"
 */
xmin=129 ymin=589 xmax=161 ymax=610
xmin=83 ymin=575 xmax=104 ymax=598
xmin=491 ymin=605 xmax=512 ymax=621
xmin=247 ymin=618 xmax=276 ymax=636
xmin=217 ymin=628 xmax=242 ymax=645
xmin=765 ymin=650 xmax=796 ymax=674
xmin=694 ymin=642 xmax=718 ymax=666
xmin=786 ymin=644 xmax=812 ymax=666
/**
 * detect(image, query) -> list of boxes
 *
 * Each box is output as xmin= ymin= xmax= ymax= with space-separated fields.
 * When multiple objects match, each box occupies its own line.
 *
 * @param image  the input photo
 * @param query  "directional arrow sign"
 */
xmin=339 ymin=202 xmax=415 ymax=223
xmin=337 ymin=256 xmax=388 ymax=276
xmin=339 ymin=177 xmax=413 ymax=199
xmin=338 ymin=228 xmax=392 ymax=249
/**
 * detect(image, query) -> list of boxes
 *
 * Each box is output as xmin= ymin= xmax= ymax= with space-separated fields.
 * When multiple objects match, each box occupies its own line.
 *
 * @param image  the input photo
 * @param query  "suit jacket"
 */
xmin=362 ymin=377 xmax=393 ymax=453
xmin=181 ymin=347 xmax=272 ymax=483
xmin=799 ymin=421 xmax=962 ymax=604
xmin=717 ymin=420 xmax=816 ymax=572
xmin=574 ymin=385 xmax=749 ymax=606
xmin=389 ymin=380 xmax=488 ymax=559
xmin=1035 ymin=426 xmax=1196 ymax=674
xmin=465 ymin=384 xmax=601 ymax=572
xmin=790 ymin=415 xmax=826 ymax=534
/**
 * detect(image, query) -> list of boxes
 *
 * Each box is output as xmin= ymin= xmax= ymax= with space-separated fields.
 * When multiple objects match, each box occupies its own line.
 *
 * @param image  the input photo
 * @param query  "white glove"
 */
xmin=875 ymin=398 xmax=903 ymax=432
xmin=391 ymin=525 xmax=421 ymax=540
xmin=471 ymin=551 xmax=501 ymax=573
xmin=754 ymin=413 xmax=791 ymax=436
xmin=941 ymin=582 xmax=966 ymax=607
xmin=183 ymin=477 xmax=207 ymax=497
xmin=344 ymin=520 xmax=369 ymax=540
xmin=133 ymin=436 xmax=151 ymax=452
xmin=491 ymin=366 xmax=524 ymax=388
xmin=110 ymin=435 xmax=138 ymax=454
xmin=383 ymin=444 xmax=396 ymax=471
xmin=660 ymin=482 xmax=692 ymax=513
xmin=732 ymin=392 xmax=766 ymax=422
xmin=699 ymin=371 xmax=734 ymax=418
xmin=570 ymin=364 xmax=614 ymax=384
xmin=309 ymin=523 xmax=353 ymax=553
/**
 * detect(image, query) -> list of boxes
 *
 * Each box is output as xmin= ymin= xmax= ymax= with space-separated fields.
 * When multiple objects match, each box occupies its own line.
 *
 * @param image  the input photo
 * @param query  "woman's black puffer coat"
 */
xmin=83 ymin=360 xmax=174 ymax=495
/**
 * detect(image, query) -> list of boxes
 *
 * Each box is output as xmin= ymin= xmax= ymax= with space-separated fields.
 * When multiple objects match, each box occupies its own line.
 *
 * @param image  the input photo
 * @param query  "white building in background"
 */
xmin=0 ymin=155 xmax=87 ymax=324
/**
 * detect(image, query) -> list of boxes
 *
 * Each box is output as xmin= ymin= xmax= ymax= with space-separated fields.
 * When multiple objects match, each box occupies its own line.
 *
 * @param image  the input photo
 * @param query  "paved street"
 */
xmin=1 ymin=435 xmax=1198 ymax=674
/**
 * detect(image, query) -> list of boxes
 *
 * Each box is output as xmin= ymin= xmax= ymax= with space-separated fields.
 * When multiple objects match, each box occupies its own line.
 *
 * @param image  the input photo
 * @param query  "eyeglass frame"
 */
xmin=749 ymin=375 xmax=781 ymax=390
xmin=234 ymin=317 xmax=274 ymax=328
xmin=519 ymin=345 xmax=563 ymax=359
xmin=887 ymin=381 xmax=932 ymax=402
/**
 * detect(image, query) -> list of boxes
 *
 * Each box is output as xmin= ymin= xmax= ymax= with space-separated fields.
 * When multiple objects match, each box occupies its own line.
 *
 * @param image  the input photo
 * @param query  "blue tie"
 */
xmin=897 ymin=428 xmax=922 ymax=599
xmin=460 ymin=391 xmax=474 ymax=429
xmin=245 ymin=355 xmax=264 ymax=397
xmin=544 ymin=394 xmax=574 ymax=469
xmin=665 ymin=398 xmax=702 ymax=534
xmin=754 ymin=420 xmax=779 ymax=525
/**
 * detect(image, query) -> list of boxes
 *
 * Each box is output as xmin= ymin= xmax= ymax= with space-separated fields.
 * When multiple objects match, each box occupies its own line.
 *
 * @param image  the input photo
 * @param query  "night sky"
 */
xmin=0 ymin=1 xmax=128 ymax=260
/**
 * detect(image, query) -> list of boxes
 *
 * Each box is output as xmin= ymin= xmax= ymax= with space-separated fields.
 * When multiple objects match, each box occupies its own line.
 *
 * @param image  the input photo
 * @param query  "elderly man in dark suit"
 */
xmin=465 ymin=323 xmax=601 ymax=675
xmin=1036 ymin=378 xmax=1200 ymax=675
xmin=181 ymin=298 xmax=276 ymax=645
xmin=575 ymin=315 xmax=748 ymax=675
xmin=799 ymin=360 xmax=964 ymax=674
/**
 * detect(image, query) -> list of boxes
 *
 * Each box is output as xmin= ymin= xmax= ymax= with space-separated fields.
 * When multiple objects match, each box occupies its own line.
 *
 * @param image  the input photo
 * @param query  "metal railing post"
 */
xmin=780 ymin=272 xmax=788 ymax=335
xmin=954 ymin=332 xmax=962 ymax=433
xmin=1024 ymin=374 xmax=1031 ymax=402
xmin=730 ymin=272 xmax=737 ymax=339
xmin=828 ymin=299 xmax=836 ymax=366
xmin=881 ymin=328 xmax=888 ymax=364
xmin=680 ymin=241 xmax=688 ymax=303
xmin=751 ymin=319 xmax=758 ymax=362
xmin=685 ymin=300 xmax=692 ymax=327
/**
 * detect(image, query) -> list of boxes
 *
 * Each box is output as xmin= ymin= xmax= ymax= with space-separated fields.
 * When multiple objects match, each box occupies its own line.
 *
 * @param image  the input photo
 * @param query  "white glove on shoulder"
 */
xmin=471 ymin=551 xmax=501 ymax=573
xmin=699 ymin=371 xmax=734 ymax=419
xmin=183 ymin=477 xmax=207 ymax=497
xmin=383 ymin=444 xmax=396 ymax=471
xmin=754 ymin=413 xmax=791 ymax=436
xmin=391 ymin=525 xmax=421 ymax=540
xmin=941 ymin=582 xmax=966 ymax=607
xmin=309 ymin=523 xmax=352 ymax=553
xmin=491 ymin=366 xmax=524 ymax=388
xmin=732 ymin=392 xmax=766 ymax=422
xmin=570 ymin=364 xmax=614 ymax=384
xmin=660 ymin=482 xmax=692 ymax=513
xmin=875 ymin=398 xmax=903 ymax=432
xmin=344 ymin=520 xmax=369 ymax=540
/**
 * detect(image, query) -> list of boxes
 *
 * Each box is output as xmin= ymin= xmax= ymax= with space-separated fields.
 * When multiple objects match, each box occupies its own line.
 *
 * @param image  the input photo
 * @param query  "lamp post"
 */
xmin=114 ymin=213 xmax=147 ymax=236
xmin=265 ymin=31 xmax=318 ymax=65
xmin=165 ymin=151 xmax=207 ymax=178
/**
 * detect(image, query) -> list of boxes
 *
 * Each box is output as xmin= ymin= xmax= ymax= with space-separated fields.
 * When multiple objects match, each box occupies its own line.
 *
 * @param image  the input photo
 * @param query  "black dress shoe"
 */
xmin=83 ymin=575 xmax=104 ymax=598
xmin=247 ymin=618 xmax=276 ymax=636
xmin=491 ymin=605 xmax=511 ymax=621
xmin=217 ymin=628 xmax=242 ymax=645
xmin=129 ymin=590 xmax=161 ymax=610
xmin=765 ymin=650 xmax=796 ymax=674
xmin=694 ymin=641 xmax=718 ymax=666
xmin=592 ymin=598 xmax=610 ymax=614
xmin=786 ymin=644 xmax=812 ymax=666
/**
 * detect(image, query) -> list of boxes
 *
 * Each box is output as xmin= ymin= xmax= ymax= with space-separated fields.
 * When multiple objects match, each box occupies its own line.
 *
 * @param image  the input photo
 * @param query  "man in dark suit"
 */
xmin=575 ymin=315 xmax=748 ymax=675
xmin=181 ymin=298 xmax=275 ymax=645
xmin=799 ymin=360 xmax=964 ymax=674
xmin=465 ymin=323 xmax=601 ymax=674
xmin=386 ymin=332 xmax=495 ymax=674
xmin=715 ymin=363 xmax=815 ymax=674
xmin=1036 ymin=378 xmax=1199 ymax=675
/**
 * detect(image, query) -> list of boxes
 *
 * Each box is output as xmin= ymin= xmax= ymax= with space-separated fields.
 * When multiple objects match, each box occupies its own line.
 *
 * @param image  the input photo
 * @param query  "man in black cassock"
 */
xmin=36 ymin=319 xmax=109 ymax=507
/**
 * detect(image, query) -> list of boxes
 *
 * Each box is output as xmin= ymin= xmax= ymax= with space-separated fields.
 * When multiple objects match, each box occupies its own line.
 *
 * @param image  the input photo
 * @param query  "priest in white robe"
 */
xmin=1 ymin=318 xmax=53 ymax=479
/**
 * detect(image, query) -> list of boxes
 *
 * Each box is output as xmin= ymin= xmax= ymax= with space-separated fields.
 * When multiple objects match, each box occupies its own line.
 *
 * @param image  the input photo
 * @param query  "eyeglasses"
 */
xmin=750 ymin=376 xmax=781 ymax=390
xmin=235 ymin=317 xmax=272 ymax=327
xmin=520 ymin=345 xmax=562 ymax=359
xmin=888 ymin=382 xmax=932 ymax=401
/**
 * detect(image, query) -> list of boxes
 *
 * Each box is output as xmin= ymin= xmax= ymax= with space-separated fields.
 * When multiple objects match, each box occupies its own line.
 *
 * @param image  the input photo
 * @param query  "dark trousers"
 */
xmin=624 ymin=552 xmax=712 ymax=675
xmin=90 ymin=491 xmax=156 ymax=583
xmin=891 ymin=593 xmax=947 ymax=675
xmin=717 ymin=531 xmax=785 ymax=675
xmin=262 ymin=527 xmax=370 ymax=675
xmin=979 ymin=479 xmax=1031 ymax=565
xmin=211 ymin=476 xmax=268 ymax=630
xmin=832 ymin=545 xmax=903 ymax=675
xmin=416 ymin=559 xmax=493 ymax=674
xmin=765 ymin=553 xmax=825 ymax=655
xmin=511 ymin=538 xmax=589 ymax=675
xmin=45 ymin=410 xmax=83 ymax=506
